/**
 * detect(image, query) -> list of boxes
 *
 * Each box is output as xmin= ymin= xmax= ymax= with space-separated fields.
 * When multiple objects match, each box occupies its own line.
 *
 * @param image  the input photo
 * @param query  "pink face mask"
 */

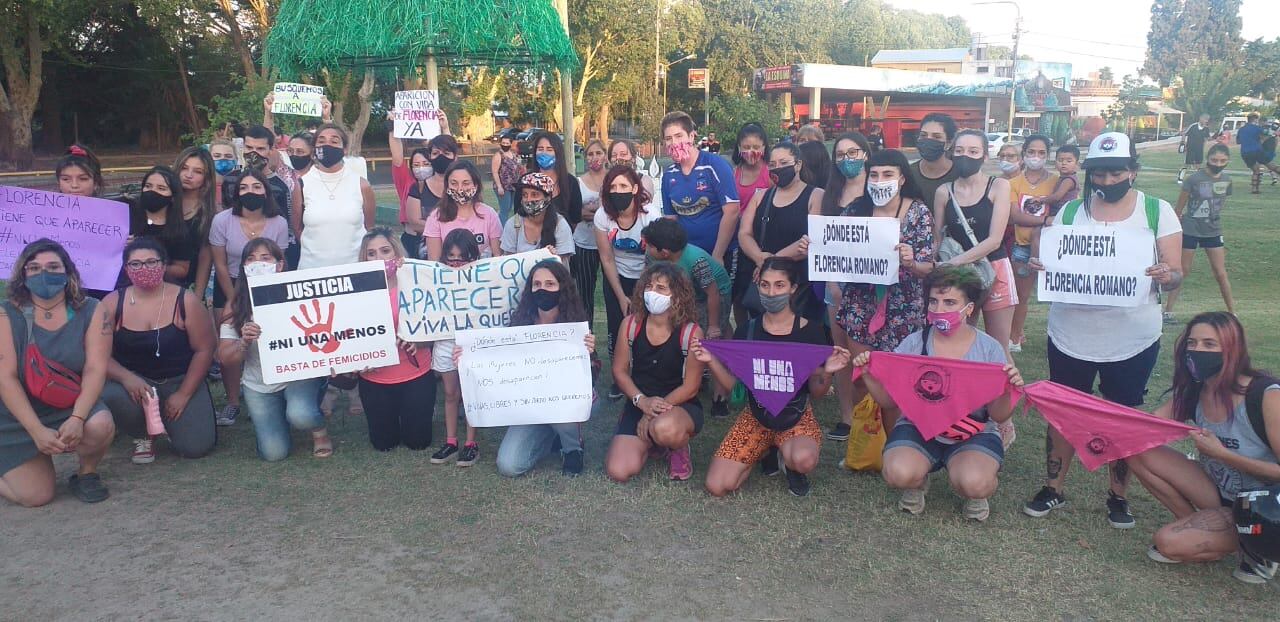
xmin=126 ymin=264 xmax=165 ymax=291
xmin=587 ymin=159 xmax=604 ymax=172
xmin=743 ymin=150 xmax=762 ymax=164
xmin=666 ymin=141 xmax=694 ymax=164
xmin=927 ymin=305 xmax=971 ymax=335
xmin=383 ymin=258 xmax=400 ymax=278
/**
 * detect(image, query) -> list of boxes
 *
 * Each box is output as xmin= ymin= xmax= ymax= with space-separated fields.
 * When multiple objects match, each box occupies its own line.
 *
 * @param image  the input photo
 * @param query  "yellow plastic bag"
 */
xmin=843 ymin=395 xmax=886 ymax=472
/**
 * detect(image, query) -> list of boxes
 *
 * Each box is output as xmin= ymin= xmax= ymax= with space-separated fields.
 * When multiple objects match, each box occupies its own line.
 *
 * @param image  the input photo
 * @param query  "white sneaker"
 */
xmin=1147 ymin=545 xmax=1181 ymax=564
xmin=1008 ymin=341 xmax=1022 ymax=353
xmin=131 ymin=438 xmax=155 ymax=464
xmin=963 ymin=498 xmax=990 ymax=522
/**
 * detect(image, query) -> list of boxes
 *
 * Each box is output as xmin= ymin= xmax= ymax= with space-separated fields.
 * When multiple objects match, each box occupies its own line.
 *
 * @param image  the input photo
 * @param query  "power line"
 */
xmin=1018 ymin=42 xmax=1145 ymax=64
xmin=1025 ymin=30 xmax=1149 ymax=50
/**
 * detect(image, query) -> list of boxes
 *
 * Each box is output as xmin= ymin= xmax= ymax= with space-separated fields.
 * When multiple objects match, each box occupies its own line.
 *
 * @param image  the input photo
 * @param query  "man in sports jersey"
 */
xmin=659 ymin=111 xmax=740 ymax=269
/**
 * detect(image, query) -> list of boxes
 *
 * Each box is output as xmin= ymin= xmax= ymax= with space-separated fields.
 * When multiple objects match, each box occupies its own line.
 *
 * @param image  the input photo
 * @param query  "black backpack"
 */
xmin=1245 ymin=375 xmax=1279 ymax=449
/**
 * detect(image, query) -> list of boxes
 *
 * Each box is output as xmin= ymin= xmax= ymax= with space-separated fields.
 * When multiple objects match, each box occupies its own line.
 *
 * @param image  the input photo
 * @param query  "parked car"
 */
xmin=487 ymin=127 xmax=520 ymax=143
xmin=987 ymin=133 xmax=1019 ymax=158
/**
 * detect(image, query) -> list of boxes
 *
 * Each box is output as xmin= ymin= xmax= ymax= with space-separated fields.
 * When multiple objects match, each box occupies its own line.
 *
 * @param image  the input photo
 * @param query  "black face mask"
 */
xmin=917 ymin=137 xmax=946 ymax=161
xmin=605 ymin=191 xmax=635 ymax=213
xmin=1185 ymin=350 xmax=1224 ymax=382
xmin=1206 ymin=163 xmax=1226 ymax=175
xmin=139 ymin=190 xmax=170 ymax=214
xmin=952 ymin=155 xmax=984 ymax=178
xmin=531 ymin=289 xmax=559 ymax=311
xmin=770 ymin=165 xmax=798 ymax=187
xmin=289 ymin=154 xmax=312 ymax=170
xmin=430 ymin=155 xmax=456 ymax=175
xmin=239 ymin=193 xmax=266 ymax=212
xmin=1092 ymin=177 xmax=1132 ymax=203
xmin=315 ymin=145 xmax=344 ymax=168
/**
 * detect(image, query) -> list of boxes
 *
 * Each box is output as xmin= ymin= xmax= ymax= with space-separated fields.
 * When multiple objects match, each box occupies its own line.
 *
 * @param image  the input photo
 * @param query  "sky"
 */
xmin=882 ymin=0 xmax=1280 ymax=81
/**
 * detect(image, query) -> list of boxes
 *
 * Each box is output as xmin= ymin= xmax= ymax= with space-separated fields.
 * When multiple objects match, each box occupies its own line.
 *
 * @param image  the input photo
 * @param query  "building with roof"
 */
xmin=871 ymin=48 xmax=972 ymax=73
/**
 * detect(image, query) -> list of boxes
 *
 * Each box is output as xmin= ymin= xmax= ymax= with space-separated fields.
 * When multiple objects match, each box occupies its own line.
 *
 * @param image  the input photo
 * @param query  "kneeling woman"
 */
xmin=1128 ymin=312 xmax=1279 ymax=584
xmin=695 ymin=258 xmax=849 ymax=497
xmin=217 ymin=239 xmax=333 ymax=461
xmin=488 ymin=259 xmax=597 ymax=476
xmin=854 ymin=266 xmax=1023 ymax=521
xmin=605 ymin=263 xmax=705 ymax=482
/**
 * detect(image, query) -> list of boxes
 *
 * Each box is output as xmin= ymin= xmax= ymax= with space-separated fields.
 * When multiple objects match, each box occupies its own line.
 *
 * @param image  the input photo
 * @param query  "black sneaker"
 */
xmin=825 ymin=422 xmax=851 ymax=441
xmin=760 ymin=447 xmax=780 ymax=477
xmin=562 ymin=449 xmax=584 ymax=476
xmin=607 ymin=384 xmax=624 ymax=400
xmin=68 ymin=473 xmax=109 ymax=503
xmin=711 ymin=398 xmax=730 ymax=418
xmin=1106 ymin=492 xmax=1136 ymax=529
xmin=780 ymin=461 xmax=811 ymax=497
xmin=1023 ymin=486 xmax=1067 ymax=517
xmin=429 ymin=443 xmax=458 ymax=464
xmin=457 ymin=443 xmax=479 ymax=467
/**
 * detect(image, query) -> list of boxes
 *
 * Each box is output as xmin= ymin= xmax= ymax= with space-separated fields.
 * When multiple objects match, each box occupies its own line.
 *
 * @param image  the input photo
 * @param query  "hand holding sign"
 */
xmin=393 ymin=90 xmax=442 ymax=139
xmin=1038 ymin=224 xmax=1155 ymax=307
xmin=807 ymin=215 xmax=901 ymax=285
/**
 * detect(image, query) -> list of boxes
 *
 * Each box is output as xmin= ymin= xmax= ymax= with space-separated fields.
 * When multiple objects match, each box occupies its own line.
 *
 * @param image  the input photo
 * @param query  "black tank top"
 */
xmin=945 ymin=177 xmax=1007 ymax=261
xmin=113 ymin=288 xmax=194 ymax=380
xmin=630 ymin=316 xmax=687 ymax=397
xmin=753 ymin=184 xmax=817 ymax=255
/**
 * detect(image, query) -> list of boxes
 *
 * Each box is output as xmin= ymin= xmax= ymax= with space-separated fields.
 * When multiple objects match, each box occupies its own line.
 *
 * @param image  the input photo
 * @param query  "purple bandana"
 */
xmin=701 ymin=339 xmax=832 ymax=418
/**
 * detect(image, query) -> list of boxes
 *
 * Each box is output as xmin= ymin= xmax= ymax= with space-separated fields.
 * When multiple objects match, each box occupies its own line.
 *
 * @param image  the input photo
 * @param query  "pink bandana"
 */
xmin=853 ymin=351 xmax=1020 ymax=441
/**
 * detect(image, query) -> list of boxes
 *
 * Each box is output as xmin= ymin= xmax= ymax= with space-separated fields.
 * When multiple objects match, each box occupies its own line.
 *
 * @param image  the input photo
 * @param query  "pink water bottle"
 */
xmin=144 ymin=387 xmax=165 ymax=437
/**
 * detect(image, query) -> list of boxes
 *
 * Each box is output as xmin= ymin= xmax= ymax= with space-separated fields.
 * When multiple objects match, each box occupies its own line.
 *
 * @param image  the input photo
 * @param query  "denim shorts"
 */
xmin=885 ymin=420 xmax=1004 ymax=472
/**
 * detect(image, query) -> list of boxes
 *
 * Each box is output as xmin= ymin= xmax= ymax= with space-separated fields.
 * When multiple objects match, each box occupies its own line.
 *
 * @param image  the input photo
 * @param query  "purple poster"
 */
xmin=700 ymin=339 xmax=832 ymax=418
xmin=0 ymin=185 xmax=128 ymax=290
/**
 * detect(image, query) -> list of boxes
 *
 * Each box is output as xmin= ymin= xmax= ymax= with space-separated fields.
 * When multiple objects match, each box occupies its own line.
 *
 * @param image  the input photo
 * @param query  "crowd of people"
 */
xmin=1 ymin=108 xmax=1276 ymax=584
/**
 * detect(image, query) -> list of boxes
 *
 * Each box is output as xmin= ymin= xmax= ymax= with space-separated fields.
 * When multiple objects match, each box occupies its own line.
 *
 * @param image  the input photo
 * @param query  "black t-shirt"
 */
xmin=1185 ymin=123 xmax=1209 ymax=151
xmin=407 ymin=182 xmax=442 ymax=221
xmin=733 ymin=314 xmax=831 ymax=430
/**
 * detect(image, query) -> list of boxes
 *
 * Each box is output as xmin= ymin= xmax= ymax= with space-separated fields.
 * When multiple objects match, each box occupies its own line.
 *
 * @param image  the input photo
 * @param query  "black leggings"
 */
xmin=357 ymin=373 xmax=438 ymax=451
xmin=569 ymin=248 xmax=600 ymax=326
xmin=603 ymin=275 xmax=638 ymax=356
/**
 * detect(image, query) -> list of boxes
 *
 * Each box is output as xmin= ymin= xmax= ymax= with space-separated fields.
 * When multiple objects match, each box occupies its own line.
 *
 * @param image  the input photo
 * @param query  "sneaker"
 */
xmin=998 ymin=419 xmax=1017 ymax=451
xmin=1176 ymin=169 xmax=1186 ymax=183
xmin=429 ymin=443 xmax=458 ymax=464
xmin=456 ymin=443 xmax=479 ymax=467
xmin=1147 ymin=545 xmax=1181 ymax=564
xmin=562 ymin=449 xmax=584 ymax=476
xmin=668 ymin=445 xmax=692 ymax=481
xmin=68 ymin=473 xmax=109 ymax=503
xmin=207 ymin=361 xmax=222 ymax=381
xmin=1162 ymin=311 xmax=1178 ymax=325
xmin=826 ymin=422 xmax=851 ymax=441
xmin=1023 ymin=486 xmax=1067 ymax=517
xmin=899 ymin=488 xmax=927 ymax=515
xmin=780 ymin=461 xmax=811 ymax=497
xmin=760 ymin=447 xmax=780 ymax=477
xmin=710 ymin=398 xmax=730 ymax=418
xmin=1106 ymin=492 xmax=1136 ymax=529
xmin=1233 ymin=561 xmax=1273 ymax=585
xmin=963 ymin=498 xmax=990 ymax=521
xmin=1008 ymin=340 xmax=1023 ymax=353
xmin=607 ymin=384 xmax=624 ymax=400
xmin=215 ymin=404 xmax=240 ymax=427
xmin=131 ymin=438 xmax=156 ymax=465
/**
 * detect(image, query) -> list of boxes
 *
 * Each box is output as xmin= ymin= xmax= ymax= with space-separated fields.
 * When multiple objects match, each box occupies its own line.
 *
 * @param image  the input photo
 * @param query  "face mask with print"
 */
xmin=1023 ymin=156 xmax=1046 ymax=171
xmin=866 ymin=179 xmax=899 ymax=207
xmin=837 ymin=159 xmax=864 ymax=179
xmin=315 ymin=145 xmax=345 ymax=168
xmin=520 ymin=198 xmax=549 ymax=217
xmin=214 ymin=159 xmax=236 ymax=176
xmin=587 ymin=159 xmax=604 ymax=172
xmin=27 ymin=271 xmax=69 ymax=299
xmin=916 ymin=138 xmax=946 ymax=162
xmin=1092 ymin=177 xmax=1131 ymax=203
xmin=448 ymin=188 xmax=477 ymax=204
xmin=997 ymin=160 xmax=1021 ymax=175
xmin=1185 ymin=350 xmax=1224 ymax=382
xmin=643 ymin=290 xmax=672 ymax=314
xmin=242 ymin=261 xmax=279 ymax=278
xmin=666 ymin=141 xmax=694 ymax=164
xmin=742 ymin=150 xmax=762 ymax=164
xmin=770 ymin=165 xmax=798 ymax=187
xmin=244 ymin=151 xmax=268 ymax=171
xmin=536 ymin=153 xmax=556 ymax=170
xmin=383 ymin=259 xmax=400 ymax=278
xmin=609 ymin=158 xmax=634 ymax=170
xmin=412 ymin=166 xmax=432 ymax=181
xmin=927 ymin=305 xmax=971 ymax=336
xmin=126 ymin=264 xmax=165 ymax=290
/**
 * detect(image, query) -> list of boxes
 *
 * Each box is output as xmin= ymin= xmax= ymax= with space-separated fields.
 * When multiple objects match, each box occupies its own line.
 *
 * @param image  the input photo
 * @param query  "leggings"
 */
xmin=570 ymin=248 xmax=600 ymax=325
xmin=101 ymin=375 xmax=216 ymax=459
xmin=603 ymin=274 xmax=638 ymax=356
xmin=357 ymin=373 xmax=438 ymax=451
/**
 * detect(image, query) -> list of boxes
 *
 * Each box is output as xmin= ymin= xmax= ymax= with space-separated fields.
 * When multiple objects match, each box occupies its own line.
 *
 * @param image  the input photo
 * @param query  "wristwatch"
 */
xmin=631 ymin=393 xmax=645 ymax=407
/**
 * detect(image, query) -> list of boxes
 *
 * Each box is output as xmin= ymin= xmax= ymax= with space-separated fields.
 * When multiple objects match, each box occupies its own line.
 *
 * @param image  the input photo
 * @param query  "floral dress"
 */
xmin=835 ymin=198 xmax=933 ymax=351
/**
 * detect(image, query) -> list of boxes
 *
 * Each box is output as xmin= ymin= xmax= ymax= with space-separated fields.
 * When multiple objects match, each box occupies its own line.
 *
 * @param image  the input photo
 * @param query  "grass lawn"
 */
xmin=3 ymin=145 xmax=1278 ymax=619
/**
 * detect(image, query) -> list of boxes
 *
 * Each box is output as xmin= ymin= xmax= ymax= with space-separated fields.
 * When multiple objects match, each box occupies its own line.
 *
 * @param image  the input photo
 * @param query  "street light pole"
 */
xmin=977 ymin=1 xmax=1021 ymax=134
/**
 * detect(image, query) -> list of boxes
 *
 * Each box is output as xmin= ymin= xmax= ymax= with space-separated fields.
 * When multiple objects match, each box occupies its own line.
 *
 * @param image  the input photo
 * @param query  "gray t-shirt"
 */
xmin=892 ymin=327 xmax=1007 ymax=443
xmin=1180 ymin=171 xmax=1231 ymax=238
xmin=500 ymin=213 xmax=576 ymax=256
xmin=1197 ymin=384 xmax=1279 ymax=498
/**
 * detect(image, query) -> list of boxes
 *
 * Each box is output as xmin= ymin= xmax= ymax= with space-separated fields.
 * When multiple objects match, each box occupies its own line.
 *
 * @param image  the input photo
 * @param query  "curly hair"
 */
xmin=508 ymin=259 xmax=588 ymax=327
xmin=8 ymin=239 xmax=88 ymax=310
xmin=629 ymin=262 xmax=698 ymax=329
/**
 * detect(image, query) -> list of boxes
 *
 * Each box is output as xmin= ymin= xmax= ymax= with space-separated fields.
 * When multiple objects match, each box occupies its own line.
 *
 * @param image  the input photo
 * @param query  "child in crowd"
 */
xmin=428 ymin=229 xmax=484 ymax=467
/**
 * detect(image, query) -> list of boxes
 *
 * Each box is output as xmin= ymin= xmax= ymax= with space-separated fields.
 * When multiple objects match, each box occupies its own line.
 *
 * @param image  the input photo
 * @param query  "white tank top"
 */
xmin=298 ymin=165 xmax=366 ymax=269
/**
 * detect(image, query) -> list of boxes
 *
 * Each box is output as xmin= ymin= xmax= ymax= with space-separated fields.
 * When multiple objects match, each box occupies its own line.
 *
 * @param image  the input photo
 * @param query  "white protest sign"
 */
xmin=456 ymin=322 xmax=594 ymax=427
xmin=393 ymin=90 xmax=442 ymax=139
xmin=249 ymin=261 xmax=399 ymax=383
xmin=271 ymin=82 xmax=325 ymax=117
xmin=807 ymin=215 xmax=901 ymax=285
xmin=1038 ymin=224 xmax=1155 ymax=307
xmin=396 ymin=248 xmax=558 ymax=341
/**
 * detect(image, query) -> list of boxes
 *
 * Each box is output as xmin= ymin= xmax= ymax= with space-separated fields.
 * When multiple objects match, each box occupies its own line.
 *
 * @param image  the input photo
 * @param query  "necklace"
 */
xmin=31 ymin=299 xmax=62 ymax=320
xmin=239 ymin=216 xmax=264 ymax=239
xmin=318 ymin=170 xmax=345 ymax=200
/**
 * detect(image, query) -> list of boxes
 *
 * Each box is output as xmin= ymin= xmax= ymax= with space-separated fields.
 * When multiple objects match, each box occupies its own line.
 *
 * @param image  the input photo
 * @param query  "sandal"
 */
xmin=68 ymin=472 xmax=110 ymax=503
xmin=311 ymin=431 xmax=334 ymax=458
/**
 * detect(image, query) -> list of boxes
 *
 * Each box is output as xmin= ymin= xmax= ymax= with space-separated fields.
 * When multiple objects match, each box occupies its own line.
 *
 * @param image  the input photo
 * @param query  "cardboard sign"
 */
xmin=396 ymin=248 xmax=557 ymax=341
xmin=249 ymin=261 xmax=398 ymax=383
xmin=0 ymin=185 xmax=128 ymax=291
xmin=1038 ymin=224 xmax=1155 ymax=307
xmin=807 ymin=215 xmax=901 ymax=285
xmin=271 ymin=82 xmax=325 ymax=117
xmin=392 ymin=90 xmax=442 ymax=139
xmin=456 ymin=322 xmax=594 ymax=427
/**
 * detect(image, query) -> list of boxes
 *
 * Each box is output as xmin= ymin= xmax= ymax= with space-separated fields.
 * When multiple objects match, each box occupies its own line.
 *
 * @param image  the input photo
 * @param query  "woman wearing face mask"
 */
xmin=427 ymin=230 xmax=485 ymax=467
xmin=827 ymin=149 xmax=936 ymax=440
xmin=1023 ymin=132 xmax=1183 ymax=529
xmin=854 ymin=265 xmax=1024 ymax=521
xmin=910 ymin=113 xmax=958 ymax=208
xmin=531 ymin=132 xmax=585 ymax=234
xmin=932 ymin=128 xmax=1015 ymax=351
xmin=605 ymin=263 xmax=706 ymax=482
xmin=388 ymin=118 xmax=431 ymax=259
xmin=607 ymin=139 xmax=656 ymax=201
xmin=572 ymin=139 xmax=607 ymax=318
xmin=209 ymin=138 xmax=240 ymax=210
xmin=820 ymin=133 xmax=873 ymax=216
xmin=995 ymin=143 xmax=1021 ymax=181
xmin=1164 ymin=143 xmax=1235 ymax=318
xmin=125 ymin=166 xmax=193 ymax=286
xmin=292 ymin=124 xmax=376 ymax=271
xmin=733 ymin=123 xmax=773 ymax=210
xmin=217 ymin=239 xmax=333 ymax=460
xmin=424 ymin=161 xmax=503 ymax=261
xmin=1006 ymin=135 xmax=1058 ymax=353
xmin=101 ymin=238 xmax=216 ymax=464
xmin=492 ymin=134 xmax=525 ymax=222
xmin=173 ymin=147 xmax=217 ymax=295
xmin=481 ymin=260 xmax=597 ymax=477
xmin=351 ymin=228 xmax=434 ymax=452
xmin=405 ymin=134 xmax=460 ymax=260
xmin=694 ymin=257 xmax=849 ymax=498
xmin=595 ymin=166 xmax=662 ymax=399
xmin=501 ymin=173 xmax=576 ymax=257
xmin=0 ymin=239 xmax=116 ymax=506
xmin=1127 ymin=312 xmax=1280 ymax=583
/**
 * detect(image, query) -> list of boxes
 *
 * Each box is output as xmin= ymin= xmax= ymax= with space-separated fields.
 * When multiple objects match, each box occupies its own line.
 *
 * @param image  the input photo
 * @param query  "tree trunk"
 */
xmin=6 ymin=109 xmax=35 ymax=170
xmin=217 ymin=0 xmax=257 ymax=82
xmin=174 ymin=43 xmax=201 ymax=135
xmin=0 ymin=8 xmax=43 ymax=170
xmin=347 ymin=69 xmax=375 ymax=155
xmin=596 ymin=100 xmax=611 ymax=140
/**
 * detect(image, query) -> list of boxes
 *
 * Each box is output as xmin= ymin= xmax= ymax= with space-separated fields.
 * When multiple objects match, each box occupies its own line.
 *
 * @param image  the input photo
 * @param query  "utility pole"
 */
xmin=977 ymin=1 xmax=1021 ymax=134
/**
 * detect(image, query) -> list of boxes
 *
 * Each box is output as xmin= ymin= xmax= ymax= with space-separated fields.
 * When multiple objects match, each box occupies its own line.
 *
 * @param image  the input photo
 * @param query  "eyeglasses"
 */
xmin=835 ymin=148 xmax=865 ymax=160
xmin=126 ymin=259 xmax=164 ymax=270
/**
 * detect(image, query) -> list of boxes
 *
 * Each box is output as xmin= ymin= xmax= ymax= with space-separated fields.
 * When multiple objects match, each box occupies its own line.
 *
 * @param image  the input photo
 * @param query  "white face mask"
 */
xmin=1023 ymin=156 xmax=1046 ymax=171
xmin=243 ymin=261 xmax=279 ymax=277
xmin=643 ymin=290 xmax=672 ymax=315
xmin=867 ymin=179 xmax=899 ymax=206
xmin=412 ymin=166 xmax=432 ymax=181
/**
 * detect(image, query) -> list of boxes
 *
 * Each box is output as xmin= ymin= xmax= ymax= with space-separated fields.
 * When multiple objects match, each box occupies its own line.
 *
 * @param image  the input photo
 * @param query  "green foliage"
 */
xmin=1143 ymin=0 xmax=1243 ymax=86
xmin=196 ymin=76 xmax=272 ymax=143
xmin=706 ymin=94 xmax=785 ymax=143
xmin=1173 ymin=61 xmax=1250 ymax=121
xmin=1243 ymin=38 xmax=1280 ymax=99
xmin=1098 ymin=66 xmax=1115 ymax=82
xmin=1103 ymin=76 xmax=1152 ymax=129
xmin=828 ymin=0 xmax=971 ymax=67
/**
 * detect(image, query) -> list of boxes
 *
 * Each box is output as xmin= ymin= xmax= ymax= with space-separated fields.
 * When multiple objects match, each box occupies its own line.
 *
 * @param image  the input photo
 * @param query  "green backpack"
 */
xmin=1059 ymin=193 xmax=1161 ymax=235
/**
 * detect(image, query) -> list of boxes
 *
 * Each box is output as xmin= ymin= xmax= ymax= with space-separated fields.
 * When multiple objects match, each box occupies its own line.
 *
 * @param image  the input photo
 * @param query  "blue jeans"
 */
xmin=241 ymin=378 xmax=326 ymax=461
xmin=495 ymin=423 xmax=582 ymax=477
xmin=498 ymin=189 xmax=515 ymax=223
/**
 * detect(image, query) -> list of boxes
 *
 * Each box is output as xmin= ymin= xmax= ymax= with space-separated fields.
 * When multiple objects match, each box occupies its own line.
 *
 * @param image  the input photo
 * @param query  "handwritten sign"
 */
xmin=807 ymin=215 xmax=900 ymax=285
xmin=392 ymin=90 xmax=442 ymax=139
xmin=249 ymin=261 xmax=398 ymax=383
xmin=271 ymin=82 xmax=325 ymax=117
xmin=396 ymin=248 xmax=557 ymax=341
xmin=0 ymin=185 xmax=128 ymax=291
xmin=456 ymin=322 xmax=593 ymax=427
xmin=1039 ymin=224 xmax=1155 ymax=307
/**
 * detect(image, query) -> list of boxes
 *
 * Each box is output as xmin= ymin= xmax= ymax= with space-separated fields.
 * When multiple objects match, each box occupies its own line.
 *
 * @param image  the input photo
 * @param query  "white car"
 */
xmin=987 ymin=133 xmax=1017 ymax=158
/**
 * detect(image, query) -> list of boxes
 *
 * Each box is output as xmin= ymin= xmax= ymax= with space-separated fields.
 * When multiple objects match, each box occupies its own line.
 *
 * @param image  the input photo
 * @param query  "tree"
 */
xmin=1143 ymin=0 xmax=1243 ymax=86
xmin=1243 ymin=38 xmax=1280 ymax=99
xmin=1174 ymin=61 xmax=1249 ymax=121
xmin=1099 ymin=66 xmax=1115 ymax=82
xmin=1103 ymin=76 xmax=1152 ymax=131
xmin=706 ymin=94 xmax=783 ymax=143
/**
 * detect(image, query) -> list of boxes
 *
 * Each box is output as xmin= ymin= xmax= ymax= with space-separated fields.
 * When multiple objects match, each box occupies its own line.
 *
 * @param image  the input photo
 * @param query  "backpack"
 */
xmin=1059 ymin=193 xmax=1160 ymax=236
xmin=625 ymin=317 xmax=697 ymax=359
xmin=1245 ymin=375 xmax=1280 ymax=450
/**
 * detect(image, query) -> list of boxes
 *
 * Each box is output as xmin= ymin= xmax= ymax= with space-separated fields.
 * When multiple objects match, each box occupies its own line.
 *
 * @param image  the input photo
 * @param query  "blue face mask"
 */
xmin=837 ymin=159 xmax=864 ymax=179
xmin=27 ymin=271 xmax=69 ymax=300
xmin=214 ymin=159 xmax=236 ymax=176
xmin=536 ymin=153 xmax=556 ymax=170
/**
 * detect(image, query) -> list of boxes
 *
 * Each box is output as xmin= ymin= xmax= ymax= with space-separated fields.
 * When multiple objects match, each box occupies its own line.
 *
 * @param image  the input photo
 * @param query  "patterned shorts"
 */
xmin=713 ymin=407 xmax=822 ymax=465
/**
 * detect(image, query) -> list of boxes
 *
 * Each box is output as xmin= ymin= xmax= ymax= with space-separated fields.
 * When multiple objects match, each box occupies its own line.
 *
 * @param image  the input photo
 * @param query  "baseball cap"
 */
xmin=1082 ymin=132 xmax=1134 ymax=170
xmin=519 ymin=172 xmax=555 ymax=196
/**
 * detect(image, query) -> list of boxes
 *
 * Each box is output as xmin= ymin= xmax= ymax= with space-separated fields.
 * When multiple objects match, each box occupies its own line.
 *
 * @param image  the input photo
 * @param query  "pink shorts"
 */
xmin=983 ymin=258 xmax=1018 ymax=312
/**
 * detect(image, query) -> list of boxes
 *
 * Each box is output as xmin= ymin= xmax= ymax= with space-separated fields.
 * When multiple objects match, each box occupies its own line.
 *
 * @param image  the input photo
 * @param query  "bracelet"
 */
xmin=70 ymin=413 xmax=86 ymax=422
xmin=631 ymin=393 xmax=646 ymax=407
